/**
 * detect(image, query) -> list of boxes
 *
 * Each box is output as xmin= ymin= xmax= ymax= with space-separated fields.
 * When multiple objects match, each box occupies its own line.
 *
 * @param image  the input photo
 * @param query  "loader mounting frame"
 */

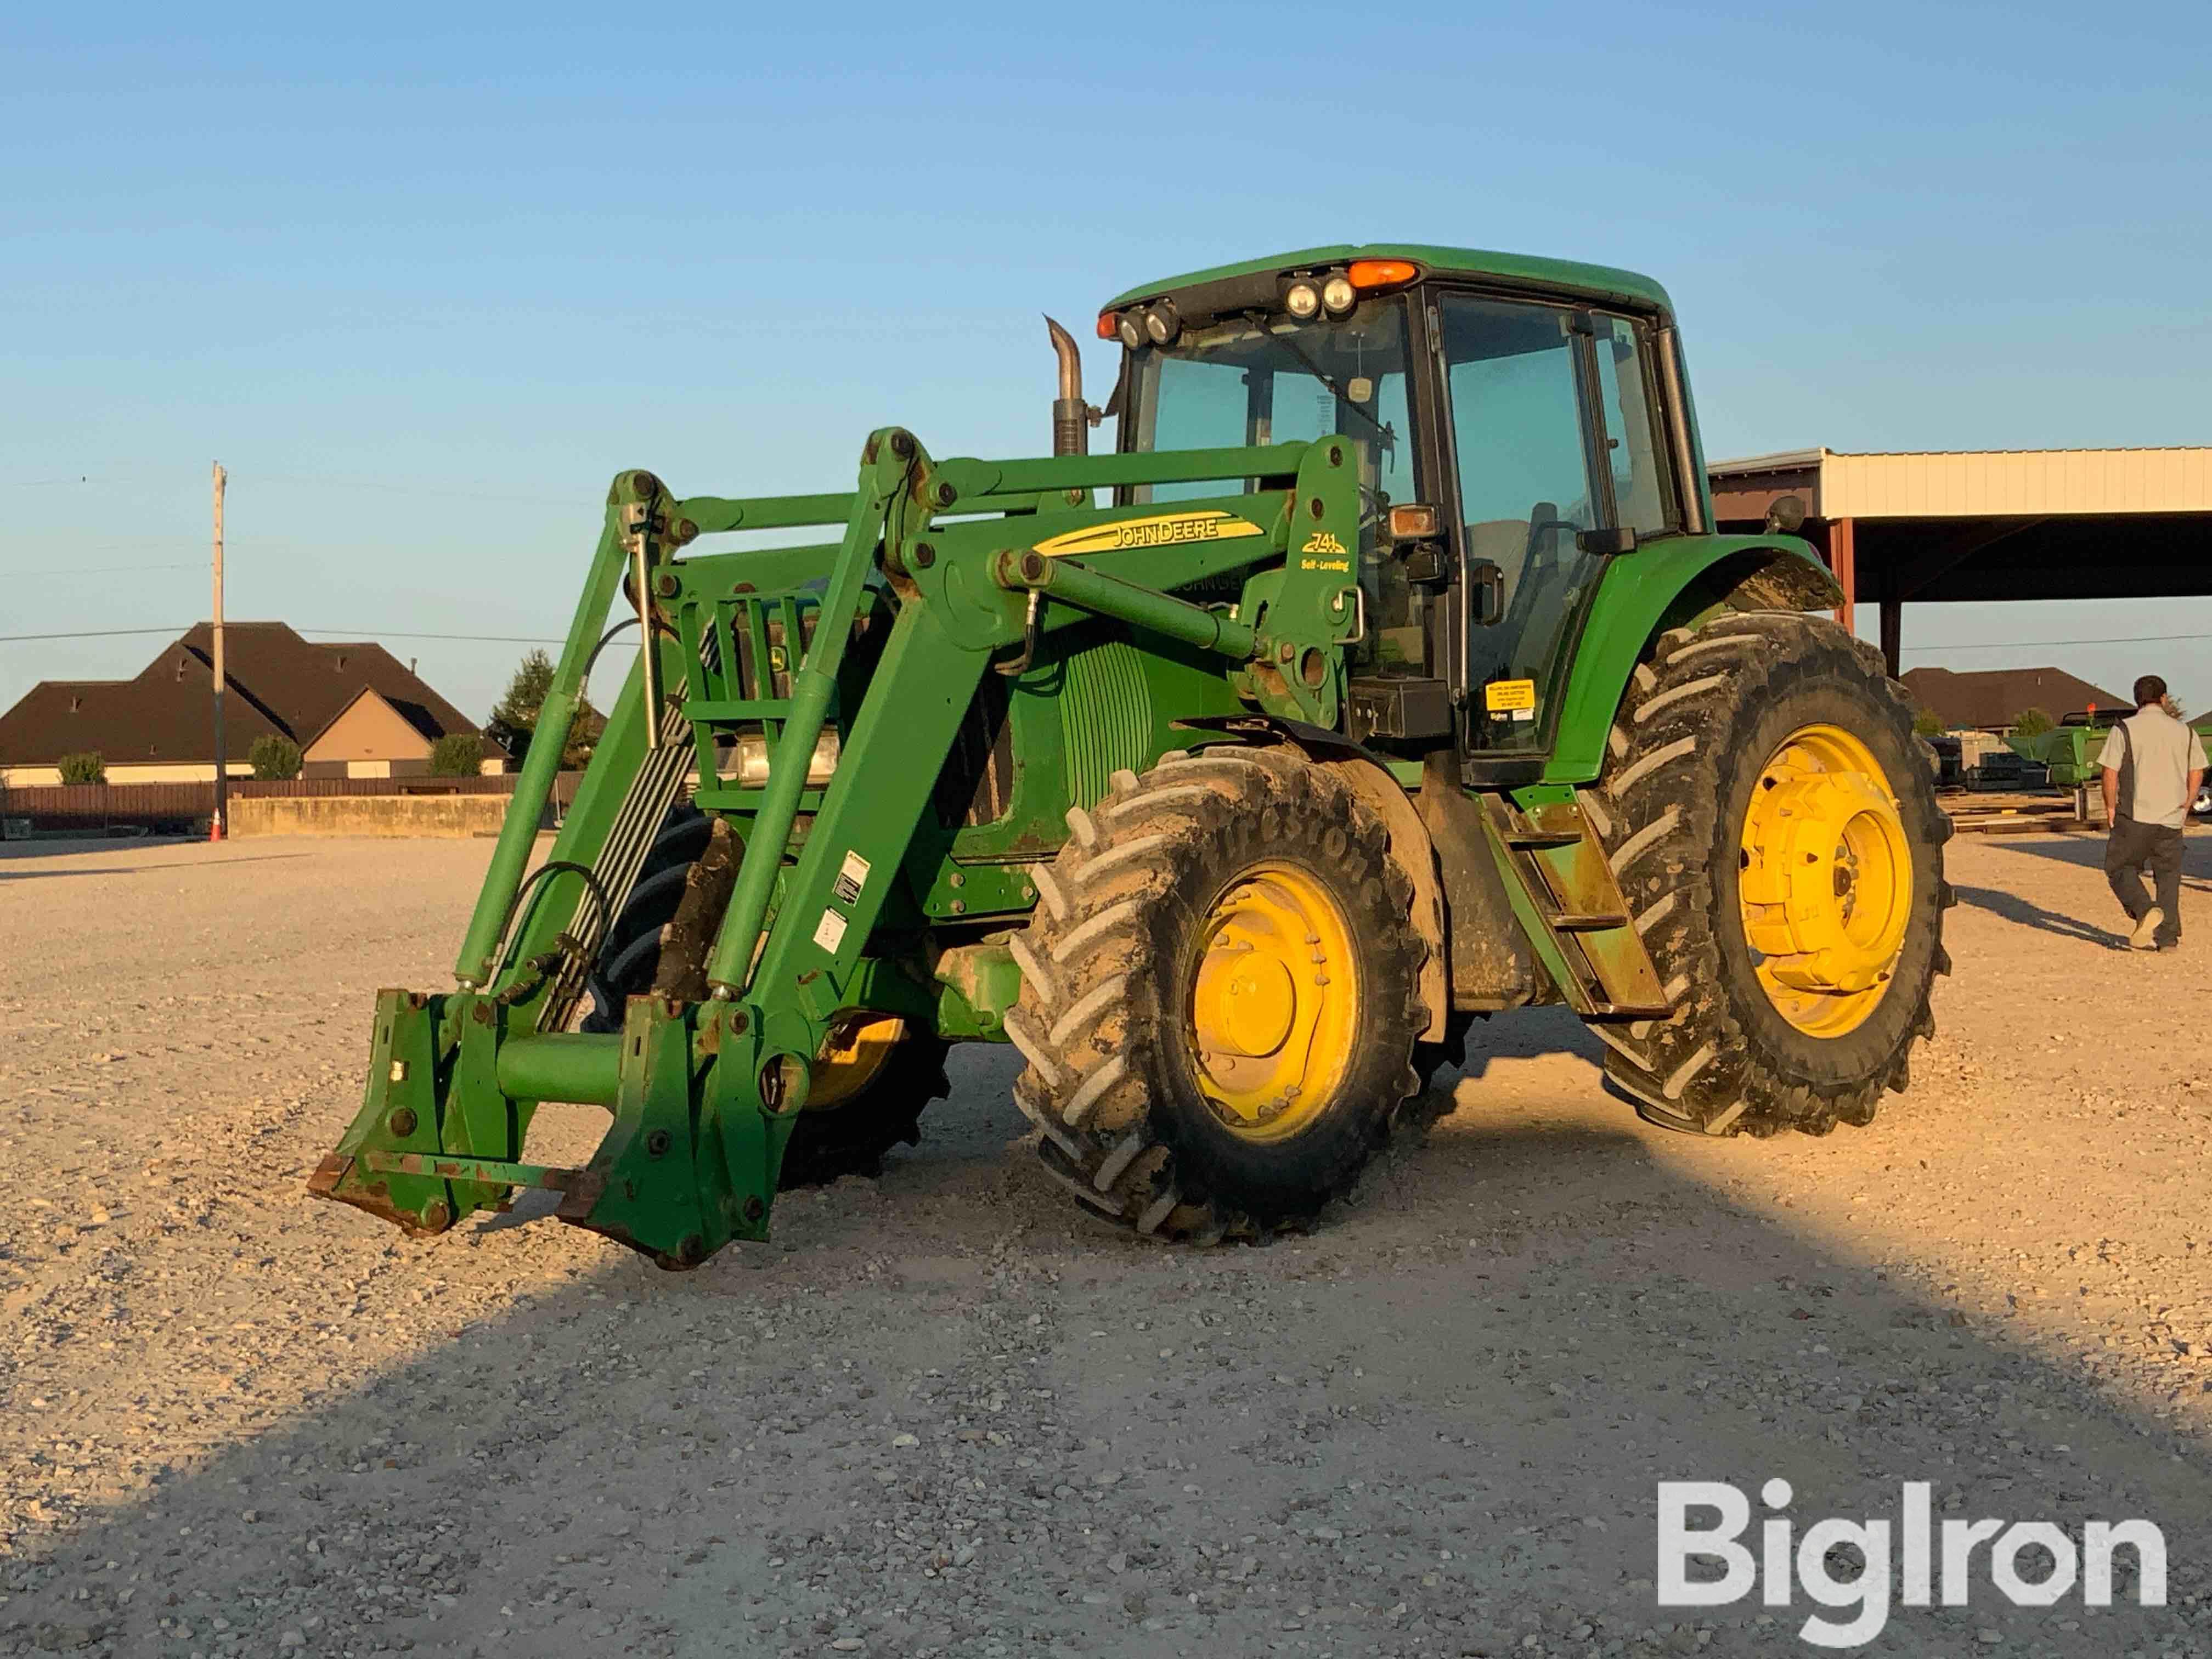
xmin=311 ymin=427 xmax=1374 ymax=1266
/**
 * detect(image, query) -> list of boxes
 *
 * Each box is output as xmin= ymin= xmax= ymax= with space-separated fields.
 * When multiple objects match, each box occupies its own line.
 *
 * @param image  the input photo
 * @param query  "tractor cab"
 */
xmin=1101 ymin=245 xmax=1708 ymax=774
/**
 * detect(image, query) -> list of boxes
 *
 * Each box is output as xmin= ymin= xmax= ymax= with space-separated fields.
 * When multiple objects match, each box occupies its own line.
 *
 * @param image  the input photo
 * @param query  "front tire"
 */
xmin=1589 ymin=612 xmax=1953 ymax=1136
xmin=1007 ymin=747 xmax=1427 ymax=1240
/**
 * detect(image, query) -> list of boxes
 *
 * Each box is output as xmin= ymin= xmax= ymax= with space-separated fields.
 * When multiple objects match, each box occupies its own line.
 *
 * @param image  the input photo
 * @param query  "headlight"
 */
xmin=1321 ymin=274 xmax=1356 ymax=315
xmin=1283 ymin=280 xmax=1321 ymax=321
xmin=1116 ymin=311 xmax=1148 ymax=351
xmin=1143 ymin=299 xmax=1181 ymax=347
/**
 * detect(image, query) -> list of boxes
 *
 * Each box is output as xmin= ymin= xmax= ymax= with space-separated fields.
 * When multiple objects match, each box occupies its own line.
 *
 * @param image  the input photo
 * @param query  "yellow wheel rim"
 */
xmin=809 ymin=1015 xmax=904 ymax=1109
xmin=1187 ymin=862 xmax=1357 ymax=1142
xmin=1738 ymin=724 xmax=1912 ymax=1039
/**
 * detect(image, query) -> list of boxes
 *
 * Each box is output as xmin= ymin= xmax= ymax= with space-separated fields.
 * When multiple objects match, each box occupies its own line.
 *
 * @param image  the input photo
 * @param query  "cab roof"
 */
xmin=1104 ymin=243 xmax=1674 ymax=317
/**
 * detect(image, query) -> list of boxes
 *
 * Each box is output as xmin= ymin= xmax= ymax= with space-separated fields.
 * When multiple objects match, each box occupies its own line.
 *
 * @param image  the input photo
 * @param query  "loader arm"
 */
xmin=311 ymin=427 xmax=1370 ymax=1267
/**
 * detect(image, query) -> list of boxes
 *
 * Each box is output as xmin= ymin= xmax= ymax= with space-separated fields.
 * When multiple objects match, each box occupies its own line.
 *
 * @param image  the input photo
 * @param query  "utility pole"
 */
xmin=211 ymin=461 xmax=228 ymax=843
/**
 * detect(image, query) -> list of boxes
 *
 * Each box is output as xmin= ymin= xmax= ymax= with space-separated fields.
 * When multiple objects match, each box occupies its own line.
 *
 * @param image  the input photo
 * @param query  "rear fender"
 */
xmin=1176 ymin=714 xmax=1448 ymax=1041
xmin=1548 ymin=535 xmax=1840 ymax=786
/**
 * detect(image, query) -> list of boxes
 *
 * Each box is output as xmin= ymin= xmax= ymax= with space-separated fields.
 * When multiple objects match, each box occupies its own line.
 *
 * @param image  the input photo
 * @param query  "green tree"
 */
xmin=487 ymin=647 xmax=602 ymax=769
xmin=430 ymin=732 xmax=482 ymax=776
xmin=1910 ymin=707 xmax=1945 ymax=738
xmin=57 ymin=751 xmax=104 ymax=785
xmin=489 ymin=648 xmax=556 ymax=732
xmin=2011 ymin=706 xmax=2056 ymax=738
xmin=248 ymin=735 xmax=303 ymax=780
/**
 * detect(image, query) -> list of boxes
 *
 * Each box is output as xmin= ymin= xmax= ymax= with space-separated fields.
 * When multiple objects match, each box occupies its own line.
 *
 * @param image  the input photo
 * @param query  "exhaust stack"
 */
xmin=1044 ymin=315 xmax=1088 ymax=457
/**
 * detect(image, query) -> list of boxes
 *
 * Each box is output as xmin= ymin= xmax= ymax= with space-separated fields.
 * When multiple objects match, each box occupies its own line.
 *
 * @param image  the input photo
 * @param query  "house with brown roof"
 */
xmin=0 ymin=622 xmax=500 ymax=786
xmin=1900 ymin=665 xmax=2129 ymax=732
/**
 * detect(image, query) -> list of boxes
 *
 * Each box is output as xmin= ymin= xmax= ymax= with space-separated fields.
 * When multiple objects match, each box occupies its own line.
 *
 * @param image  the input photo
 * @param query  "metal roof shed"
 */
xmin=1708 ymin=447 xmax=2212 ymax=673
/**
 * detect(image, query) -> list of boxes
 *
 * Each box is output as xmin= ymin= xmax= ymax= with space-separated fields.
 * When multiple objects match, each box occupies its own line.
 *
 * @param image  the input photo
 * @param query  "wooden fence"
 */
xmin=1 ymin=773 xmax=584 ymax=835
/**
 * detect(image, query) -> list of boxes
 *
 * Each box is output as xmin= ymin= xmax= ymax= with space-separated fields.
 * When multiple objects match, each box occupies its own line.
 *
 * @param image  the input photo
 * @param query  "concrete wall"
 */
xmin=231 ymin=793 xmax=516 ymax=838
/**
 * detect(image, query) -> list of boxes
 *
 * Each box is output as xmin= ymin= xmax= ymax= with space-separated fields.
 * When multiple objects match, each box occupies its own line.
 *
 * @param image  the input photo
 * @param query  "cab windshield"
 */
xmin=1125 ymin=296 xmax=1413 ymax=508
xmin=1124 ymin=297 xmax=1427 ymax=673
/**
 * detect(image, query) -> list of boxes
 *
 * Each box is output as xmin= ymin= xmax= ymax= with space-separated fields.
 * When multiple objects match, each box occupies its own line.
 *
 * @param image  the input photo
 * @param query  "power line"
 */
xmin=0 ymin=627 xmax=193 ymax=644
xmin=251 ymin=475 xmax=600 ymax=509
xmin=4 ymin=562 xmax=200 ymax=577
xmin=2 ymin=623 xmax=639 ymax=648
xmin=10 ymin=472 xmax=597 ymax=508
xmin=294 ymin=628 xmax=634 ymax=646
xmin=14 ymin=619 xmax=2205 ymax=657
xmin=1901 ymin=631 xmax=2212 ymax=653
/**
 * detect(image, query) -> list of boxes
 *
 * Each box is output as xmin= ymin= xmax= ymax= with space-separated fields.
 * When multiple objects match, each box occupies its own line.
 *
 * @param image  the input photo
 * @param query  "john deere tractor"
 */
xmin=311 ymin=244 xmax=1951 ymax=1266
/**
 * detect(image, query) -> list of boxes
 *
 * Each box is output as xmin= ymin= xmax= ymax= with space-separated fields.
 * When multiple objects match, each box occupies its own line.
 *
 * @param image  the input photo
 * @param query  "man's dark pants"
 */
xmin=2106 ymin=814 xmax=2183 ymax=946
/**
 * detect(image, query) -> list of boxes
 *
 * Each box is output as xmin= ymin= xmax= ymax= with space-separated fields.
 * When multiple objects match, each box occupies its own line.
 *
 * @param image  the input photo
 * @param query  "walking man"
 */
xmin=2100 ymin=674 xmax=2205 ymax=951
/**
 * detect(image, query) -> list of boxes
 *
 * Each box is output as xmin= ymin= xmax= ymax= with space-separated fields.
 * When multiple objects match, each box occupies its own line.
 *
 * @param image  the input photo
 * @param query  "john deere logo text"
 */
xmin=1032 ymin=510 xmax=1265 ymax=558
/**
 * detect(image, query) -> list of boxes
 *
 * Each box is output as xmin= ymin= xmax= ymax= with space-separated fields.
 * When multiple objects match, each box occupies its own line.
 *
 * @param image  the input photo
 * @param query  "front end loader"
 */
xmin=311 ymin=244 xmax=1953 ymax=1266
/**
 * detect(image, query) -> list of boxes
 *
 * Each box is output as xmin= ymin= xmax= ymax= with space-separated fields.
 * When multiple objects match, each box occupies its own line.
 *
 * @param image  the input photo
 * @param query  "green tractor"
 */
xmin=311 ymin=244 xmax=1953 ymax=1266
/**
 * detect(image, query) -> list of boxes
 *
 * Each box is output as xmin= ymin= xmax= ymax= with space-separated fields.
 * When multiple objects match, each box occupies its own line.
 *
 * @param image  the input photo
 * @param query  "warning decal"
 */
xmin=1485 ymin=679 xmax=1537 ymax=714
xmin=833 ymin=850 xmax=870 ymax=907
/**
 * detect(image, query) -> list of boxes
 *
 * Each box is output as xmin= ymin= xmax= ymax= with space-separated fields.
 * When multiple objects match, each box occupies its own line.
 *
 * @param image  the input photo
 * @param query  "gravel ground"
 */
xmin=3 ymin=828 xmax=2210 ymax=1658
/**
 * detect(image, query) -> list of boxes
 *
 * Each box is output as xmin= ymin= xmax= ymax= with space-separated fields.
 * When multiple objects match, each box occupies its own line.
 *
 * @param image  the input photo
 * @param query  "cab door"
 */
xmin=1431 ymin=293 xmax=1676 ymax=764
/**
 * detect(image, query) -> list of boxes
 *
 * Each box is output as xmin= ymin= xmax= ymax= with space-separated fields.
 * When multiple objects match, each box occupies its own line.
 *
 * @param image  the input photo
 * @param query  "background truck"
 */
xmin=312 ymin=243 xmax=1954 ymax=1267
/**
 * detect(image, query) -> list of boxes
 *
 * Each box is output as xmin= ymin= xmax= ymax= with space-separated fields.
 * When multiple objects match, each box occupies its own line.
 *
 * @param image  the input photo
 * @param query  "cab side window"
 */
xmin=1593 ymin=316 xmax=1669 ymax=535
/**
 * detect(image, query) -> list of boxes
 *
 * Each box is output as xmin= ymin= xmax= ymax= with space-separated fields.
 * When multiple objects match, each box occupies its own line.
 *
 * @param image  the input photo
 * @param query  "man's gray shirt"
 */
xmin=2101 ymin=706 xmax=2209 ymax=830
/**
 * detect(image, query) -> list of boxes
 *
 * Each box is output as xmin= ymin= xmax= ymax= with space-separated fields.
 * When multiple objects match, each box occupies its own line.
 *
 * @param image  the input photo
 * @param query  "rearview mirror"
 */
xmin=1764 ymin=493 xmax=1808 ymax=535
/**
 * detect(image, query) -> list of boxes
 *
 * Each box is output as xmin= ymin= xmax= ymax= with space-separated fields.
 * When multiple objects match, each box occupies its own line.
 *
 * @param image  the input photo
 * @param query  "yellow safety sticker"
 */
xmin=1032 ymin=510 xmax=1266 ymax=558
xmin=1485 ymin=679 xmax=1537 ymax=714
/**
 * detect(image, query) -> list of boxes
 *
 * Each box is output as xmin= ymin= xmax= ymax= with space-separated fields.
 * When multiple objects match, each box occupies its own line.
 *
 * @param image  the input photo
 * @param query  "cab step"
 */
xmin=1480 ymin=793 xmax=1674 ymax=1023
xmin=1501 ymin=828 xmax=1584 ymax=850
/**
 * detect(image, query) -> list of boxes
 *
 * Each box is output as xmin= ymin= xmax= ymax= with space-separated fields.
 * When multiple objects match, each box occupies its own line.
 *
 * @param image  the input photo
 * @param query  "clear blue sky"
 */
xmin=5 ymin=2 xmax=2209 ymax=723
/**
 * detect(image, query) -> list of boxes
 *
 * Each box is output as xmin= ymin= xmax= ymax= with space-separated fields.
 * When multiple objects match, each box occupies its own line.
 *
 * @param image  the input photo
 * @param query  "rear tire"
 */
xmin=1589 ymin=611 xmax=1954 ymax=1136
xmin=581 ymin=803 xmax=949 ymax=1185
xmin=1007 ymin=748 xmax=1427 ymax=1240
